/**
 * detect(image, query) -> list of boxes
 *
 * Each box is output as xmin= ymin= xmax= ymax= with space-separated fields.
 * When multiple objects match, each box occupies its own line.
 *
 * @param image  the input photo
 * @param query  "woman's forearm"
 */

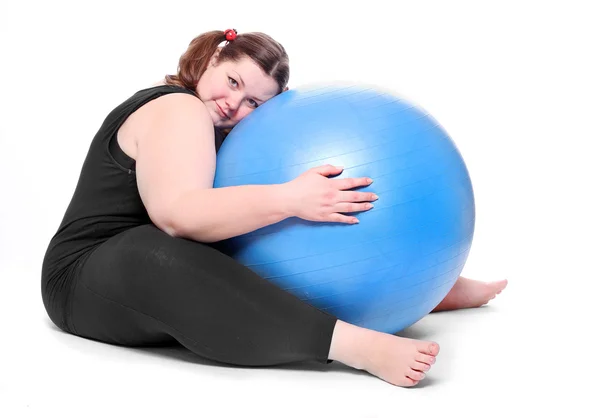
xmin=169 ymin=184 xmax=293 ymax=243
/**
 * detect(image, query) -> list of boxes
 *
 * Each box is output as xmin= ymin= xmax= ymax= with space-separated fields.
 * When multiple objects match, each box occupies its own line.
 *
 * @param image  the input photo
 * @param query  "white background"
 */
xmin=1 ymin=0 xmax=599 ymax=416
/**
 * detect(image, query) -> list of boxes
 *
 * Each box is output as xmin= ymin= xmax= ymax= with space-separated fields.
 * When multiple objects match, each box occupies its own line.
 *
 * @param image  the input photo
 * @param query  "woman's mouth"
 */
xmin=216 ymin=103 xmax=227 ymax=119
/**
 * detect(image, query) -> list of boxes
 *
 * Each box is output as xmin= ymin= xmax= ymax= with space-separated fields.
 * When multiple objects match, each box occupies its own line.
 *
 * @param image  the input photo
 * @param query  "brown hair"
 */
xmin=165 ymin=30 xmax=289 ymax=95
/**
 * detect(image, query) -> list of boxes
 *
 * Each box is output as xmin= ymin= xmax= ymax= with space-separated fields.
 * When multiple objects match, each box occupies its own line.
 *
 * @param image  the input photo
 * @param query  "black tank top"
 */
xmin=41 ymin=85 xmax=226 ymax=329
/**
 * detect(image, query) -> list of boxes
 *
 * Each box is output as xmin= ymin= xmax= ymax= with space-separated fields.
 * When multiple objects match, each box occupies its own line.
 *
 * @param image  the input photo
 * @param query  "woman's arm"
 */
xmin=134 ymin=92 xmax=295 ymax=242
xmin=169 ymin=183 xmax=293 ymax=242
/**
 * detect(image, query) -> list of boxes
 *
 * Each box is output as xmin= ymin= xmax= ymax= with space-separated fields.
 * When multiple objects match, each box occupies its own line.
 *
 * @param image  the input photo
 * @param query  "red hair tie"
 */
xmin=224 ymin=29 xmax=238 ymax=41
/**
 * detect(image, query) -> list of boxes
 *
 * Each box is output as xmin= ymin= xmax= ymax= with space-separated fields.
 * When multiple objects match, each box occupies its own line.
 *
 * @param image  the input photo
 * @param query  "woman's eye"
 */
xmin=228 ymin=77 xmax=238 ymax=87
xmin=248 ymin=99 xmax=258 ymax=108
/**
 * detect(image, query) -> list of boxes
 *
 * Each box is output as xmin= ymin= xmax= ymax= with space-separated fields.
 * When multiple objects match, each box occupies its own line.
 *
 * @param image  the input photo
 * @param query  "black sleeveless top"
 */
xmin=41 ymin=85 xmax=226 ymax=330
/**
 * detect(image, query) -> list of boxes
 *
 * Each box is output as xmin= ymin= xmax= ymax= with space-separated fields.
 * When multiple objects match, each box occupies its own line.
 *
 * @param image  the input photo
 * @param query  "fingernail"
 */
xmin=353 ymin=218 xmax=360 ymax=224
xmin=373 ymin=194 xmax=379 ymax=200
xmin=366 ymin=203 xmax=374 ymax=209
xmin=367 ymin=178 xmax=374 ymax=183
xmin=336 ymin=166 xmax=344 ymax=170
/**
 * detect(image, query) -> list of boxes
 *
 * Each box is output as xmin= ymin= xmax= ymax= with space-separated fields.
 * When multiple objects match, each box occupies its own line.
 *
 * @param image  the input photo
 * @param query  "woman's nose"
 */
xmin=225 ymin=93 xmax=243 ymax=113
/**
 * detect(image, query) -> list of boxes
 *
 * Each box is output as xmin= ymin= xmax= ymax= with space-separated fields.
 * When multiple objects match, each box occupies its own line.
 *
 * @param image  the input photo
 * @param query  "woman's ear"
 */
xmin=209 ymin=47 xmax=222 ymax=67
xmin=283 ymin=86 xmax=289 ymax=92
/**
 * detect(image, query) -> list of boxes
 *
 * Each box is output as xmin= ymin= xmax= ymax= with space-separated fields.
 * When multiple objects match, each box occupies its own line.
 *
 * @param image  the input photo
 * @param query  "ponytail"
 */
xmin=164 ymin=30 xmax=226 ymax=92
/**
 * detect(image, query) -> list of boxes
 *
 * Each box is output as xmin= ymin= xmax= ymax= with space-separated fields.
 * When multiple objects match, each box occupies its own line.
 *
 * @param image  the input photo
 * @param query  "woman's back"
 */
xmin=41 ymin=84 xmax=225 ymax=331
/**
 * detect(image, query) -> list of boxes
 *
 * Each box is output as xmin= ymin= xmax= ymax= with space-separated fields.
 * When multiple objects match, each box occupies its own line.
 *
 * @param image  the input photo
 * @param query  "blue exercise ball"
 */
xmin=213 ymin=83 xmax=475 ymax=334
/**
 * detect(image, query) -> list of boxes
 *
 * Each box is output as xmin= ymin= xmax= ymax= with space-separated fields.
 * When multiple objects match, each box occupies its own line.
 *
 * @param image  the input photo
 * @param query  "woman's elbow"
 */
xmin=148 ymin=210 xmax=181 ymax=238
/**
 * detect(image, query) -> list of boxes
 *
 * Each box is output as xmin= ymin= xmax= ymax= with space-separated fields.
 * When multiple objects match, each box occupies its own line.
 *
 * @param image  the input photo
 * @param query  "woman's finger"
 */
xmin=331 ymin=176 xmax=373 ymax=190
xmin=338 ymin=190 xmax=379 ymax=203
xmin=331 ymin=202 xmax=374 ymax=213
xmin=326 ymin=213 xmax=359 ymax=224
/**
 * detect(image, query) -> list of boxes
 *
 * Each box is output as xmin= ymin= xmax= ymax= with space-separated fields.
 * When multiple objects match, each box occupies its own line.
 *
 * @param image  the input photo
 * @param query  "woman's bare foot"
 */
xmin=328 ymin=320 xmax=439 ymax=387
xmin=325 ymin=276 xmax=506 ymax=385
xmin=432 ymin=276 xmax=508 ymax=312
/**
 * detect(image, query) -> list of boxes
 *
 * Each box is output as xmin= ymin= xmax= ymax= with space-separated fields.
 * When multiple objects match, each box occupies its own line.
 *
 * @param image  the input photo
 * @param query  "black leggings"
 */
xmin=68 ymin=224 xmax=337 ymax=366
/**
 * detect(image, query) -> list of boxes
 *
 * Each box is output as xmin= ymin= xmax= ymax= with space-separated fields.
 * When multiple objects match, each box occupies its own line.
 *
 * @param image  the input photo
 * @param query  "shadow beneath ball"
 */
xmin=393 ymin=320 xmax=439 ymax=340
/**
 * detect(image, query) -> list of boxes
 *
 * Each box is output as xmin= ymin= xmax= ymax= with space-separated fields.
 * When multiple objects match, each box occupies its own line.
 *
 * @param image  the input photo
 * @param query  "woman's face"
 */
xmin=196 ymin=53 xmax=280 ymax=129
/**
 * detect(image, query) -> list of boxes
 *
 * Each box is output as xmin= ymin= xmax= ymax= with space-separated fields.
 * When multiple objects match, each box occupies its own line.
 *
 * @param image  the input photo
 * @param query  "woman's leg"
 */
xmin=69 ymin=224 xmax=337 ymax=366
xmin=69 ymin=223 xmax=442 ymax=387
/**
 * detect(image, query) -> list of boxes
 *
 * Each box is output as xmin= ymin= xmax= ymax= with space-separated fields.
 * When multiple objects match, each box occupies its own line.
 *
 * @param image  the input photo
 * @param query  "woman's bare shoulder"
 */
xmin=118 ymin=87 xmax=210 ymax=160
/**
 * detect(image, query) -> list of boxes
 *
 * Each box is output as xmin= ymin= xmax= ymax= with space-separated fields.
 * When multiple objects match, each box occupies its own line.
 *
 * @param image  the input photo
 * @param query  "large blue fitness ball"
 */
xmin=213 ymin=83 xmax=475 ymax=334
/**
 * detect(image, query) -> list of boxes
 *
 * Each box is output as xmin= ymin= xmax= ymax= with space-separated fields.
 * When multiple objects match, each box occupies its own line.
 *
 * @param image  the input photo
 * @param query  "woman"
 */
xmin=41 ymin=29 xmax=507 ymax=387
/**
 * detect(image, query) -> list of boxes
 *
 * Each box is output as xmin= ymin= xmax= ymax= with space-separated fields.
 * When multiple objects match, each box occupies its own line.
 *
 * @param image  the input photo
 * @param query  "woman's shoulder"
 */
xmin=117 ymin=84 xmax=212 ymax=159
xmin=142 ymin=87 xmax=208 ymax=122
xmin=125 ymin=81 xmax=207 ymax=120
xmin=134 ymin=82 xmax=199 ymax=100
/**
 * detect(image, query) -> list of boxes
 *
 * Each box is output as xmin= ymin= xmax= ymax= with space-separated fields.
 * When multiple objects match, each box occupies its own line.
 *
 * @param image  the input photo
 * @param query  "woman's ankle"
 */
xmin=327 ymin=319 xmax=371 ymax=369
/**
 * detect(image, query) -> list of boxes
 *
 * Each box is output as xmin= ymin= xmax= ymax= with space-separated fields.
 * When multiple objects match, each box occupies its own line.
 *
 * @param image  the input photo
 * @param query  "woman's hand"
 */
xmin=282 ymin=164 xmax=378 ymax=224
